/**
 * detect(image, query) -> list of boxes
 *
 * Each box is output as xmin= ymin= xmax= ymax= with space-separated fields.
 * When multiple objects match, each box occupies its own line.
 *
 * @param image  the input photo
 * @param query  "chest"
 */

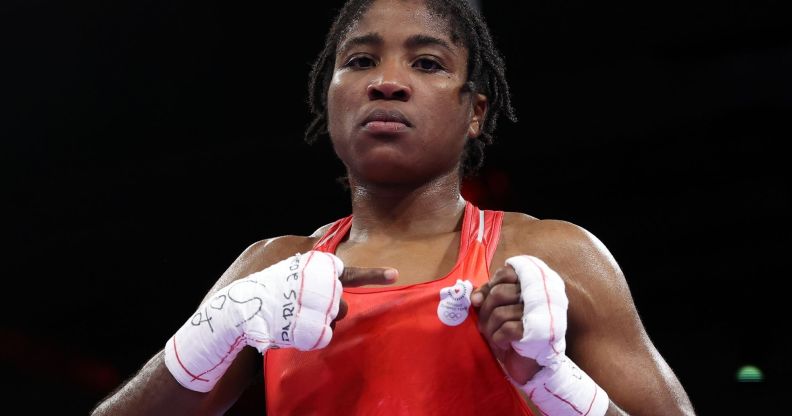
xmin=335 ymin=233 xmax=461 ymax=286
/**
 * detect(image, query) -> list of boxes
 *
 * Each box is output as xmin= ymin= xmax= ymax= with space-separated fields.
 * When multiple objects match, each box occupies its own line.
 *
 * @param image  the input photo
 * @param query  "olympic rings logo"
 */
xmin=444 ymin=310 xmax=464 ymax=320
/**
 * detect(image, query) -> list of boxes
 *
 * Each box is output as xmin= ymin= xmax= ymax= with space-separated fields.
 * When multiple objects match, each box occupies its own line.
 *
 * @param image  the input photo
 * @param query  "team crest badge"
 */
xmin=437 ymin=279 xmax=473 ymax=326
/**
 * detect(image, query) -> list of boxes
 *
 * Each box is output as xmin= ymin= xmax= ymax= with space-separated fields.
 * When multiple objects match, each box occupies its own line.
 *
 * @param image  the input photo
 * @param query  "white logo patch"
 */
xmin=437 ymin=279 xmax=473 ymax=326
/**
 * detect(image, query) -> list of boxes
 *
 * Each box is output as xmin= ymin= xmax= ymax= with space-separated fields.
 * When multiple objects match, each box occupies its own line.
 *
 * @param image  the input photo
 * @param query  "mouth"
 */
xmin=361 ymin=109 xmax=412 ymax=134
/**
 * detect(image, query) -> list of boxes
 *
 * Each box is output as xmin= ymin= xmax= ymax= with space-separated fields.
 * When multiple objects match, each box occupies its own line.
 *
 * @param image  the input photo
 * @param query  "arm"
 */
xmin=474 ymin=219 xmax=695 ymax=415
xmin=559 ymin=223 xmax=694 ymax=415
xmin=91 ymin=237 xmax=311 ymax=416
xmin=92 ymin=237 xmax=396 ymax=415
xmin=90 ymin=347 xmax=261 ymax=416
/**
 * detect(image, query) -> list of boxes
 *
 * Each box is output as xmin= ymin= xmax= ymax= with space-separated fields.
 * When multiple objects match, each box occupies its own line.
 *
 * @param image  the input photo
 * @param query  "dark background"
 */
xmin=3 ymin=0 xmax=789 ymax=414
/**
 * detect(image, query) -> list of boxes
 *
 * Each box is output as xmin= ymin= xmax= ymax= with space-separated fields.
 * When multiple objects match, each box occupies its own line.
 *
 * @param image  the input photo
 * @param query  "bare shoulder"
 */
xmin=494 ymin=212 xmax=628 ymax=302
xmin=234 ymin=221 xmax=336 ymax=271
xmin=203 ymin=222 xmax=337 ymax=297
xmin=497 ymin=212 xmax=612 ymax=264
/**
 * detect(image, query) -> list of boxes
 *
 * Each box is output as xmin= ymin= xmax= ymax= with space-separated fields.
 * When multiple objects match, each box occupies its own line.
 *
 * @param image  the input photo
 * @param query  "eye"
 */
xmin=344 ymin=55 xmax=376 ymax=69
xmin=413 ymin=57 xmax=444 ymax=72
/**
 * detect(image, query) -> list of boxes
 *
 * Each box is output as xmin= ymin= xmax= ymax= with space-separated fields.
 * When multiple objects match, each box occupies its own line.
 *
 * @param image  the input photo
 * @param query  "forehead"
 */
xmin=340 ymin=0 xmax=455 ymax=47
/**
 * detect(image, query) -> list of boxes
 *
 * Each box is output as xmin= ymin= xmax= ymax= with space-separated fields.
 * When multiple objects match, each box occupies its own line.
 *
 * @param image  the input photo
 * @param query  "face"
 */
xmin=327 ymin=0 xmax=487 ymax=187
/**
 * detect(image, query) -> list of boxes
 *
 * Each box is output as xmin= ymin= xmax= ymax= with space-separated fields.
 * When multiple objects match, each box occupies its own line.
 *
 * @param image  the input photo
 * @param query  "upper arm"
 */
xmin=552 ymin=223 xmax=695 ymax=415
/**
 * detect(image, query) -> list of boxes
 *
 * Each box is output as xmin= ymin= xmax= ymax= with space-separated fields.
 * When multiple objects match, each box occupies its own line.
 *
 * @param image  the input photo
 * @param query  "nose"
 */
xmin=367 ymin=63 xmax=412 ymax=101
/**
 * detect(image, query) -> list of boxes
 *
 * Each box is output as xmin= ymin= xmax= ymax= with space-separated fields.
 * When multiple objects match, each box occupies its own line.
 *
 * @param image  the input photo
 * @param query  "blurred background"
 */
xmin=3 ymin=0 xmax=789 ymax=413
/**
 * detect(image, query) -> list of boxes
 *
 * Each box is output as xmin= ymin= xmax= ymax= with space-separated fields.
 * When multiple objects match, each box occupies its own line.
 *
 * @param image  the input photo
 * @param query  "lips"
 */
xmin=361 ymin=109 xmax=412 ymax=134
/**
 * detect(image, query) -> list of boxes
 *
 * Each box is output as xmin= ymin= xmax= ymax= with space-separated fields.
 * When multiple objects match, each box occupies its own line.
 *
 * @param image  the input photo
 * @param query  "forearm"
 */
xmin=92 ymin=251 xmax=350 ymax=415
xmin=91 ymin=350 xmax=208 ymax=416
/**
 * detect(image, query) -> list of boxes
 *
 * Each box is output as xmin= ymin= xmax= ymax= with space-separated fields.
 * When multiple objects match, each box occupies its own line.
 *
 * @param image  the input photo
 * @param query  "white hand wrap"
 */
xmin=164 ymin=251 xmax=343 ymax=392
xmin=506 ymin=255 xmax=609 ymax=416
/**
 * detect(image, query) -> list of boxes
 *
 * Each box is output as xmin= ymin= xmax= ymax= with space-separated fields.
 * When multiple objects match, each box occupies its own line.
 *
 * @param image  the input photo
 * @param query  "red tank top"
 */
xmin=264 ymin=201 xmax=534 ymax=415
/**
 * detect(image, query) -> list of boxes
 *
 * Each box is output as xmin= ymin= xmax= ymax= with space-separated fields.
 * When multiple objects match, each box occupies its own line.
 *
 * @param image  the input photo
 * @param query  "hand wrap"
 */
xmin=164 ymin=251 xmax=343 ymax=392
xmin=506 ymin=255 xmax=609 ymax=416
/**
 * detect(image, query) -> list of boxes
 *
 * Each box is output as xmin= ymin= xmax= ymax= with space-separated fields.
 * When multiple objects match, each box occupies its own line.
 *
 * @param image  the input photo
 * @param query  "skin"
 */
xmin=92 ymin=1 xmax=695 ymax=414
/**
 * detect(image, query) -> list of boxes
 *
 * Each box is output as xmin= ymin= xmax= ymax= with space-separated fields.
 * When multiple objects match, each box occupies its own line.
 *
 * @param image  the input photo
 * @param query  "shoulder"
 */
xmin=494 ymin=212 xmax=626 ymax=299
xmin=498 ymin=212 xmax=609 ymax=260
xmin=205 ymin=221 xmax=339 ymax=295
xmin=494 ymin=210 xmax=637 ymax=337
xmin=236 ymin=235 xmax=316 ymax=269
xmin=237 ymin=220 xmax=338 ymax=271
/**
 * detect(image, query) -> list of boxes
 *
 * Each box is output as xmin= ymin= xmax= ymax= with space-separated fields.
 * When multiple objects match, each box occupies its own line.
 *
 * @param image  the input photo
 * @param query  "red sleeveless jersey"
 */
xmin=264 ymin=201 xmax=534 ymax=415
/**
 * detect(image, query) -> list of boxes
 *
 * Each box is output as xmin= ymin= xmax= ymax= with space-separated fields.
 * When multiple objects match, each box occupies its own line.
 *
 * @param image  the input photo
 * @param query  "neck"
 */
xmin=347 ymin=172 xmax=466 ymax=242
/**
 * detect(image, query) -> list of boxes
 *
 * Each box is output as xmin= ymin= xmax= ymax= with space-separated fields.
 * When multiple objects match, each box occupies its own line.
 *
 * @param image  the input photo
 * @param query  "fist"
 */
xmin=471 ymin=255 xmax=567 ymax=383
xmin=506 ymin=255 xmax=568 ymax=366
xmin=165 ymin=250 xmax=398 ymax=392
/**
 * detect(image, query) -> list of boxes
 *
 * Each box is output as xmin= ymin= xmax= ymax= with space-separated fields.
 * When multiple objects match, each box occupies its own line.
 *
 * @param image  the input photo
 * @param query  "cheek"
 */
xmin=326 ymin=82 xmax=340 ymax=135
xmin=429 ymin=88 xmax=473 ymax=134
xmin=326 ymin=82 xmax=353 ymax=162
xmin=433 ymin=80 xmax=469 ymax=116
xmin=326 ymin=79 xmax=355 ymax=138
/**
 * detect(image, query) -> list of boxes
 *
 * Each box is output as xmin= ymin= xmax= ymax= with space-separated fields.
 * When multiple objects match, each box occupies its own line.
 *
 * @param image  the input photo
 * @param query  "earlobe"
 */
xmin=468 ymin=120 xmax=480 ymax=139
xmin=468 ymin=93 xmax=488 ymax=139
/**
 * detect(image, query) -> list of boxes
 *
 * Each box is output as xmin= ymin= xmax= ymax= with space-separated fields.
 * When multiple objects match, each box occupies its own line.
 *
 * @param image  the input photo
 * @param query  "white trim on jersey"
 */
xmin=477 ymin=209 xmax=485 ymax=242
xmin=316 ymin=228 xmax=339 ymax=248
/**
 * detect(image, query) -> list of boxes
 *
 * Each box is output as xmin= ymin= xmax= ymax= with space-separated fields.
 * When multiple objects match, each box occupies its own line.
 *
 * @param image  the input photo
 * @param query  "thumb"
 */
xmin=471 ymin=282 xmax=491 ymax=307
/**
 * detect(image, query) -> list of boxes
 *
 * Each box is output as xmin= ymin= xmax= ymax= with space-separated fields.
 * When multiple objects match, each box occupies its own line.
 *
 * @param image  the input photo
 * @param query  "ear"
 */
xmin=468 ymin=93 xmax=488 ymax=139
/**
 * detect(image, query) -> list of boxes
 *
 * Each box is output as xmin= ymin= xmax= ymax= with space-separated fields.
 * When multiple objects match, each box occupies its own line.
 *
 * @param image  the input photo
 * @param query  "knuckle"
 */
xmin=491 ymin=306 xmax=509 ymax=323
xmin=489 ymin=283 xmax=519 ymax=302
xmin=489 ymin=284 xmax=506 ymax=299
xmin=483 ymin=316 xmax=497 ymax=333
xmin=488 ymin=283 xmax=500 ymax=296
xmin=492 ymin=323 xmax=521 ymax=346
xmin=492 ymin=329 xmax=509 ymax=347
xmin=491 ymin=268 xmax=509 ymax=284
xmin=503 ymin=265 xmax=518 ymax=278
xmin=503 ymin=321 xmax=523 ymax=338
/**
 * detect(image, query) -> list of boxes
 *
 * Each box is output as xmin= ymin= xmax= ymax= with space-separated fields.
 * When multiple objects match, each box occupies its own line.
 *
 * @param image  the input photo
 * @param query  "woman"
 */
xmin=93 ymin=0 xmax=695 ymax=414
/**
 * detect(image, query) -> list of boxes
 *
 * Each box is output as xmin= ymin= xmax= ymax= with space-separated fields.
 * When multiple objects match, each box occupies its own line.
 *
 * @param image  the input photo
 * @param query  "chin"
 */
xmin=351 ymin=163 xmax=415 ymax=185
